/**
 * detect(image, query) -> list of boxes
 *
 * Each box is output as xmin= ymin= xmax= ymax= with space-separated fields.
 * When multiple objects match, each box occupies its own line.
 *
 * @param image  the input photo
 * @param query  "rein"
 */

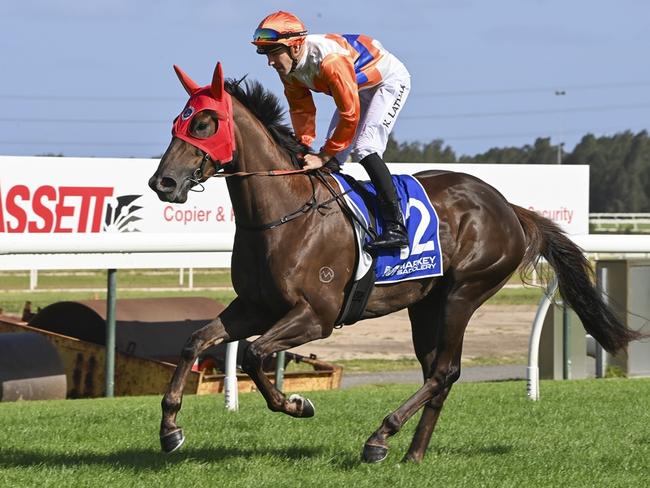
xmin=315 ymin=172 xmax=378 ymax=240
xmin=187 ymin=152 xmax=311 ymax=192
xmin=234 ymin=173 xmax=337 ymax=231
xmin=216 ymin=168 xmax=312 ymax=178
xmin=184 ymin=152 xmax=374 ymax=235
xmin=188 ymin=156 xmax=345 ymax=230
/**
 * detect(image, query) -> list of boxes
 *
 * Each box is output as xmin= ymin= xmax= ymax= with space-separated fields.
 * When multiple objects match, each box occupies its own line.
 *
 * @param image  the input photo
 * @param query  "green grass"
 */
xmin=486 ymin=285 xmax=545 ymax=305
xmin=333 ymin=358 xmax=422 ymax=373
xmin=462 ymin=354 xmax=528 ymax=366
xmin=0 ymin=379 xmax=648 ymax=487
xmin=329 ymin=355 xmax=527 ymax=374
xmin=0 ymin=269 xmax=232 ymax=290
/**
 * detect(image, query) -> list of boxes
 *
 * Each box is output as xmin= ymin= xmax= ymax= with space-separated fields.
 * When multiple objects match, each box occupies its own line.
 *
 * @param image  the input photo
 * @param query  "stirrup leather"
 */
xmin=366 ymin=199 xmax=409 ymax=250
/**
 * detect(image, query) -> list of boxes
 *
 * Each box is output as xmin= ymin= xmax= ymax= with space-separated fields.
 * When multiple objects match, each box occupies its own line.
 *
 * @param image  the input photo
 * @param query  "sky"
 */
xmin=1 ymin=0 xmax=649 ymax=159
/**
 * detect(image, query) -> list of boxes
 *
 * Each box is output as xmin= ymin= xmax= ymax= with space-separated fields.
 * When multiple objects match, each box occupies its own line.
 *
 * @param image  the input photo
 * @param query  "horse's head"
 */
xmin=149 ymin=62 xmax=236 ymax=203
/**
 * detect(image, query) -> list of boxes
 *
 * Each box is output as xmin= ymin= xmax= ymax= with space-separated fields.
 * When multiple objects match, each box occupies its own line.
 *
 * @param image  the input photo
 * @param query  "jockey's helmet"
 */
xmin=252 ymin=11 xmax=307 ymax=54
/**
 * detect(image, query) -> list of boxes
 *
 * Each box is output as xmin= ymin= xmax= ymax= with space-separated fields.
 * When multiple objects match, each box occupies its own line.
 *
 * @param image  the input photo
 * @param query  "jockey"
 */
xmin=252 ymin=11 xmax=410 ymax=250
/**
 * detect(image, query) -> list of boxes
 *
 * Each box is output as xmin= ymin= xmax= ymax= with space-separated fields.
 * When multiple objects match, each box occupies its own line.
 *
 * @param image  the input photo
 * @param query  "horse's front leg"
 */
xmin=241 ymin=300 xmax=329 ymax=418
xmin=160 ymin=298 xmax=267 ymax=453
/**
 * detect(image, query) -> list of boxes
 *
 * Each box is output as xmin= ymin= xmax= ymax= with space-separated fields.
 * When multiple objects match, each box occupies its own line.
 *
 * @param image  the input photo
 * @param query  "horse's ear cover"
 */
xmin=173 ymin=65 xmax=200 ymax=95
xmin=171 ymin=61 xmax=236 ymax=164
xmin=211 ymin=62 xmax=225 ymax=100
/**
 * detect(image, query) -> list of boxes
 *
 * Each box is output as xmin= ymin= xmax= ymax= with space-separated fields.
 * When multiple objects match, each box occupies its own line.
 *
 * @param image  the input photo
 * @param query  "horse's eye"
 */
xmin=196 ymin=123 xmax=208 ymax=131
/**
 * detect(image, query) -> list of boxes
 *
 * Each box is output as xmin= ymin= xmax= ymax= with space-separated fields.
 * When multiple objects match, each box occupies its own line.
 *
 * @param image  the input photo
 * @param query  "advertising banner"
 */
xmin=0 ymin=156 xmax=234 ymax=236
xmin=0 ymin=156 xmax=589 ymax=269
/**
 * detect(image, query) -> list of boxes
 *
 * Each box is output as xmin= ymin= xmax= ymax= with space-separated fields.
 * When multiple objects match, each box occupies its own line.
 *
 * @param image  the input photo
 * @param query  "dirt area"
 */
xmin=291 ymin=304 xmax=536 ymax=362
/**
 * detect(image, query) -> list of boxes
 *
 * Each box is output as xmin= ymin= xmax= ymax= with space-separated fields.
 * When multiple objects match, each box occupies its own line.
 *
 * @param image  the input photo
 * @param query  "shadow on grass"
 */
xmin=0 ymin=445 xmax=321 ymax=471
xmin=431 ymin=443 xmax=514 ymax=457
xmin=330 ymin=443 xmax=514 ymax=470
xmin=0 ymin=442 xmax=515 ymax=472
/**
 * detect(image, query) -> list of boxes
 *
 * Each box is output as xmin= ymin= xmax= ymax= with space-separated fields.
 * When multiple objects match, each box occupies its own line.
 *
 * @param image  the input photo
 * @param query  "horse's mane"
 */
xmin=225 ymin=79 xmax=310 ymax=166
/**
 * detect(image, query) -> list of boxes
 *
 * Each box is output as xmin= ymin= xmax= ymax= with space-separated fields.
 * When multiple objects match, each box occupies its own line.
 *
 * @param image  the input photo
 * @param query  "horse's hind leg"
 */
xmin=361 ymin=287 xmax=470 ymax=463
xmin=362 ymin=275 xmax=513 ymax=463
xmin=160 ymin=298 xmax=266 ymax=453
xmin=402 ymin=294 xmax=458 ymax=463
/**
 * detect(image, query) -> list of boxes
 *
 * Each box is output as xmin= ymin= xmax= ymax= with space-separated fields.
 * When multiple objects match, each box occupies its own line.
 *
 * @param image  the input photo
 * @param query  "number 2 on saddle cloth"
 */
xmin=330 ymin=172 xmax=443 ymax=325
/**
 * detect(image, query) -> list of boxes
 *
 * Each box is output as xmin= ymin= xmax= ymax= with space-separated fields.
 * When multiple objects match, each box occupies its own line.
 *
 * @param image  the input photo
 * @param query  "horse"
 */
xmin=148 ymin=61 xmax=642 ymax=463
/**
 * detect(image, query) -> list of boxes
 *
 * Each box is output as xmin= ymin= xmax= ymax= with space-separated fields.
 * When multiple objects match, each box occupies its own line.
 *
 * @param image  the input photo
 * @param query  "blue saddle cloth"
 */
xmin=331 ymin=173 xmax=443 ymax=284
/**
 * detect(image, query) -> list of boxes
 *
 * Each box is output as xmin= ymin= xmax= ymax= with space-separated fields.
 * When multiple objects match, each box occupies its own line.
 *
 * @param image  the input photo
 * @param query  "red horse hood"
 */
xmin=171 ymin=62 xmax=236 ymax=165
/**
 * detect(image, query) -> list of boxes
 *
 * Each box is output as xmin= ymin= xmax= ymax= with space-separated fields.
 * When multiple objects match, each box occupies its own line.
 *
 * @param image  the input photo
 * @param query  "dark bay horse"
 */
xmin=149 ymin=62 xmax=642 ymax=463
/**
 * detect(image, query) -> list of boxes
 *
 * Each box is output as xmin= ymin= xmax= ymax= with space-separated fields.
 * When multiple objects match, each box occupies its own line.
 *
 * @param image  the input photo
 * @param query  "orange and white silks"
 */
xmin=281 ymin=34 xmax=409 ymax=157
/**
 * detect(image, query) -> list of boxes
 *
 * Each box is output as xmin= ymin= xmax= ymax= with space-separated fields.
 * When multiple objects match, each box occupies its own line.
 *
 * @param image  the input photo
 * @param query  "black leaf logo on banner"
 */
xmin=103 ymin=194 xmax=144 ymax=233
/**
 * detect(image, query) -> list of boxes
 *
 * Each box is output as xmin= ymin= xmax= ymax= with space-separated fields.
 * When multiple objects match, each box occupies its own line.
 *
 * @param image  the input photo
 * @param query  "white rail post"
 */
xmin=527 ymin=277 xmax=558 ymax=401
xmin=29 ymin=269 xmax=38 ymax=290
xmin=224 ymin=341 xmax=239 ymax=411
xmin=595 ymin=266 xmax=608 ymax=378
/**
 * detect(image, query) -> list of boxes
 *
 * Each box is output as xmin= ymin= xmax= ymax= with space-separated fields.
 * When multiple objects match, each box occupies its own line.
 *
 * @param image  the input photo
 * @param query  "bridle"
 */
xmin=185 ymin=149 xmax=310 ymax=192
xmin=183 ymin=148 xmax=372 ymax=233
xmin=186 ymin=151 xmax=216 ymax=192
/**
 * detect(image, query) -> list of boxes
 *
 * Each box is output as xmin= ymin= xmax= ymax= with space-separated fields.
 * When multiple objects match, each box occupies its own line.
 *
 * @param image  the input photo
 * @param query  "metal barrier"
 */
xmin=527 ymin=235 xmax=650 ymax=400
xmin=526 ymin=278 xmax=558 ymax=401
xmin=589 ymin=213 xmax=650 ymax=233
xmin=3 ymin=233 xmax=649 ymax=404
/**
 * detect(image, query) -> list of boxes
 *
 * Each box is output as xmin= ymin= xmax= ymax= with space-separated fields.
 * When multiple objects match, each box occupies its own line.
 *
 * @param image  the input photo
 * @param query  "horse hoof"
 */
xmin=160 ymin=429 xmax=185 ymax=453
xmin=288 ymin=394 xmax=315 ymax=418
xmin=300 ymin=398 xmax=315 ymax=417
xmin=362 ymin=443 xmax=389 ymax=463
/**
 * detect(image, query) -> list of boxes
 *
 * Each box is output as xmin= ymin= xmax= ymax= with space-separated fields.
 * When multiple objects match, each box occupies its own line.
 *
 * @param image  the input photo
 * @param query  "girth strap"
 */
xmin=335 ymin=258 xmax=377 ymax=326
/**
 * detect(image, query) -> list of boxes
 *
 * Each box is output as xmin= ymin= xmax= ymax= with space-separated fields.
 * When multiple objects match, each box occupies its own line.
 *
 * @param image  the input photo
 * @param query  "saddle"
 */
xmin=328 ymin=172 xmax=443 ymax=326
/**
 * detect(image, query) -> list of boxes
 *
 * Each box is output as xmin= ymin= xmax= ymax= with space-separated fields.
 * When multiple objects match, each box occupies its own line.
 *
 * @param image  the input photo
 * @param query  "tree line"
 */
xmin=384 ymin=130 xmax=650 ymax=213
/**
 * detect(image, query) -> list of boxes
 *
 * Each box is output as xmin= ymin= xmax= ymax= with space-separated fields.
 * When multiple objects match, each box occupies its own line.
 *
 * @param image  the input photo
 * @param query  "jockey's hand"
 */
xmin=302 ymin=152 xmax=328 ymax=170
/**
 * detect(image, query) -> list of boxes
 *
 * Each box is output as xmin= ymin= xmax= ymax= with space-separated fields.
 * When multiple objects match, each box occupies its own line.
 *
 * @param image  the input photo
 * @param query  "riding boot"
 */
xmin=359 ymin=152 xmax=409 ymax=250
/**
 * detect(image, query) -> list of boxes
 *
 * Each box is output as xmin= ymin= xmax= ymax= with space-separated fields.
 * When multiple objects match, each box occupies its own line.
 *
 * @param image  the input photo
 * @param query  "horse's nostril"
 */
xmin=160 ymin=177 xmax=177 ymax=190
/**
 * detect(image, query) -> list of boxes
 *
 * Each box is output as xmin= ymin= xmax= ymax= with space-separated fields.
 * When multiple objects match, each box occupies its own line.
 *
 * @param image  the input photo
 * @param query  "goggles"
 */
xmin=253 ymin=27 xmax=307 ymax=43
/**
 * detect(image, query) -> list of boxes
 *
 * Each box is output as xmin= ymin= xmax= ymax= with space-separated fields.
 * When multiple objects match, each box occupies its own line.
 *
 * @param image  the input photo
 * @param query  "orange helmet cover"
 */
xmin=252 ymin=11 xmax=307 ymax=51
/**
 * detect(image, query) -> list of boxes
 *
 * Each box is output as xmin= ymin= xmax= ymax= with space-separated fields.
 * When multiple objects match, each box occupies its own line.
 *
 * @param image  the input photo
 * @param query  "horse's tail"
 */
xmin=511 ymin=204 xmax=644 ymax=353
